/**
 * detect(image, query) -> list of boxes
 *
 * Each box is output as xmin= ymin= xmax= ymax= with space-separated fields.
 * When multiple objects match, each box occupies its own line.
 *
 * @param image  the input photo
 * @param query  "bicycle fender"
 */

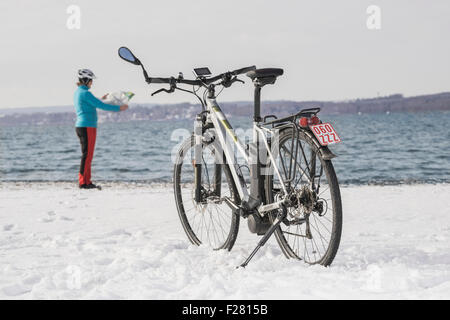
xmin=302 ymin=129 xmax=337 ymax=160
xmin=273 ymin=123 xmax=337 ymax=160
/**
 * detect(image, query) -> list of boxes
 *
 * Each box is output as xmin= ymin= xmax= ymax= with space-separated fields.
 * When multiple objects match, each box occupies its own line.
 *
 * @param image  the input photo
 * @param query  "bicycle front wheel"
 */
xmin=173 ymin=133 xmax=240 ymax=250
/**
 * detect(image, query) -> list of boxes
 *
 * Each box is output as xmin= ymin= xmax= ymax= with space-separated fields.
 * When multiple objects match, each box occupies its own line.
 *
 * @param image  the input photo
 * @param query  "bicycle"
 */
xmin=118 ymin=47 xmax=343 ymax=267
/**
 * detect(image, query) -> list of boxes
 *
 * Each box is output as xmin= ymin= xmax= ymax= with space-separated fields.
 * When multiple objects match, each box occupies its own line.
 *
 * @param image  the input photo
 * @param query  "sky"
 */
xmin=0 ymin=0 xmax=449 ymax=109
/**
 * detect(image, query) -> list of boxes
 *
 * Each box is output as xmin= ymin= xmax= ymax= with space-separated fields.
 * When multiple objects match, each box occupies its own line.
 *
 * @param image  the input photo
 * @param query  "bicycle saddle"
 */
xmin=246 ymin=68 xmax=284 ymax=86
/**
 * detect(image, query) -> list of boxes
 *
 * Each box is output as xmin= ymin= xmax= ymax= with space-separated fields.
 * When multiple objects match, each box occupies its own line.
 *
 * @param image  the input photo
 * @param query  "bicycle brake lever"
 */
xmin=230 ymin=77 xmax=245 ymax=85
xmin=222 ymin=76 xmax=244 ymax=88
xmin=151 ymin=88 xmax=169 ymax=96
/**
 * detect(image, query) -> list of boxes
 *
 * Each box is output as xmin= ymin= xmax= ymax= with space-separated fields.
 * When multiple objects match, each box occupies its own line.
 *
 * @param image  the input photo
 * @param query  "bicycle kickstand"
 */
xmin=238 ymin=205 xmax=288 ymax=268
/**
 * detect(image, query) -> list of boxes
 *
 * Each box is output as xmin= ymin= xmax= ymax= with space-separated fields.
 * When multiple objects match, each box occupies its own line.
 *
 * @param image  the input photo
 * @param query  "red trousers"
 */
xmin=76 ymin=127 xmax=97 ymax=185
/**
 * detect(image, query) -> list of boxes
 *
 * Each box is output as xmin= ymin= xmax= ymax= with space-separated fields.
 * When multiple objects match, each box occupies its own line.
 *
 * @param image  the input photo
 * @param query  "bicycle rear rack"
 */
xmin=260 ymin=107 xmax=321 ymax=186
xmin=261 ymin=107 xmax=321 ymax=127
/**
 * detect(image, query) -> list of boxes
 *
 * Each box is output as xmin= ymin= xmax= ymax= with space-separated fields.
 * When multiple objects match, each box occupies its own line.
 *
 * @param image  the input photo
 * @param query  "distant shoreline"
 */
xmin=0 ymin=91 xmax=449 ymax=127
xmin=2 ymin=91 xmax=450 ymax=114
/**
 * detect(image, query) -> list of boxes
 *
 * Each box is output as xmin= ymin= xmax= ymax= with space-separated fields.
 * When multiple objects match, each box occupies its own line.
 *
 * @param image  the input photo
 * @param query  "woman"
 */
xmin=74 ymin=69 xmax=128 ymax=189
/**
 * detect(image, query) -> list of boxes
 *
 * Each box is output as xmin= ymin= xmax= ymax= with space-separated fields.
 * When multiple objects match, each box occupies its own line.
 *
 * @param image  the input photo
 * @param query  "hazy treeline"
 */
xmin=1 ymin=92 xmax=449 ymax=126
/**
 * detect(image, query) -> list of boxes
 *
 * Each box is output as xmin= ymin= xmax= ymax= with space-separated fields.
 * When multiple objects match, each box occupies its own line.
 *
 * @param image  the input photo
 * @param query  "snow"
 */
xmin=0 ymin=182 xmax=449 ymax=299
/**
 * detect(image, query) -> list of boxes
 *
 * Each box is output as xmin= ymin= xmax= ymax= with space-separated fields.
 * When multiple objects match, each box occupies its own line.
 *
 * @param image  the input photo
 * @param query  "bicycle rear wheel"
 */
xmin=265 ymin=128 xmax=342 ymax=266
xmin=173 ymin=133 xmax=240 ymax=250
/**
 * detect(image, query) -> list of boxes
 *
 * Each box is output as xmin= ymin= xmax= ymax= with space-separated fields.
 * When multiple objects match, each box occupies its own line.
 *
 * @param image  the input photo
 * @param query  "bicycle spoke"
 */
xmin=312 ymin=213 xmax=332 ymax=235
xmin=310 ymin=215 xmax=328 ymax=251
xmin=176 ymin=138 xmax=238 ymax=250
xmin=280 ymin=145 xmax=312 ymax=184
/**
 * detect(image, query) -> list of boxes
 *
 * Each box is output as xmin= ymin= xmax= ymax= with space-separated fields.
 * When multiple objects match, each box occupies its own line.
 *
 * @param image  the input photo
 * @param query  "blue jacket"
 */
xmin=74 ymin=85 xmax=120 ymax=127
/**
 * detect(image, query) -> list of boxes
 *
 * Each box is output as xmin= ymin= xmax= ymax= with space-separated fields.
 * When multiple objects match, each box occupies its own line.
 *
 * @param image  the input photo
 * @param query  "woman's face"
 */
xmin=87 ymin=80 xmax=93 ymax=88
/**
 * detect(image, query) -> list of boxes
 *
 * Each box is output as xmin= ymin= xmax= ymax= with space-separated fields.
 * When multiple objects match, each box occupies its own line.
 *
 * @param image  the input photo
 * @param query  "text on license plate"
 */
xmin=309 ymin=123 xmax=341 ymax=146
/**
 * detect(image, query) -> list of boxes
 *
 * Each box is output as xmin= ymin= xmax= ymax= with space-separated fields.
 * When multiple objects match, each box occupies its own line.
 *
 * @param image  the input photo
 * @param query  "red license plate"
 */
xmin=309 ymin=123 xmax=341 ymax=146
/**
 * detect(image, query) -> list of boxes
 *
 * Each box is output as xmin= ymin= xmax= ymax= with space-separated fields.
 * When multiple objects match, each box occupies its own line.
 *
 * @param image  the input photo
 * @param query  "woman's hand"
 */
xmin=120 ymin=104 xmax=129 ymax=111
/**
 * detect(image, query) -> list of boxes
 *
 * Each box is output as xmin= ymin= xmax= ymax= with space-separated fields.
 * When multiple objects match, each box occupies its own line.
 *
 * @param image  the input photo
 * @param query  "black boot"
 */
xmin=79 ymin=183 xmax=101 ymax=190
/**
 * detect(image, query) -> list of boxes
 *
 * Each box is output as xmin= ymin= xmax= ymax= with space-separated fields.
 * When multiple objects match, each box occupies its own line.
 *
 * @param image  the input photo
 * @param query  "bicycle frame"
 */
xmin=200 ymin=97 xmax=290 ymax=216
xmin=194 ymin=96 xmax=339 ymax=267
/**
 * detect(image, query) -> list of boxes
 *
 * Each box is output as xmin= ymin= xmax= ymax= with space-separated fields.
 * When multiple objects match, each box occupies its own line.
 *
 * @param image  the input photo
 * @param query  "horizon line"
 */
xmin=1 ymin=90 xmax=449 ymax=112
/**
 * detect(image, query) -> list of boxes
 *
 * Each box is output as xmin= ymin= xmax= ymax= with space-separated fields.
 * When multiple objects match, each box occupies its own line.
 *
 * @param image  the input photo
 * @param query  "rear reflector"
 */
xmin=299 ymin=117 xmax=309 ymax=127
xmin=310 ymin=116 xmax=320 ymax=125
xmin=299 ymin=116 xmax=321 ymax=127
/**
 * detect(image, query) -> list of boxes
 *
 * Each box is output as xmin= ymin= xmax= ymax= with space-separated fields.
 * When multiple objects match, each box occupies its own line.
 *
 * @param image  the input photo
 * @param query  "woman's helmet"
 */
xmin=78 ymin=69 xmax=96 ymax=80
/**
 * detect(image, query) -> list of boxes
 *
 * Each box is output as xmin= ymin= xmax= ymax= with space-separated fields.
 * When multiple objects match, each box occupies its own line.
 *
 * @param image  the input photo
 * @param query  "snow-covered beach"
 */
xmin=0 ymin=182 xmax=449 ymax=299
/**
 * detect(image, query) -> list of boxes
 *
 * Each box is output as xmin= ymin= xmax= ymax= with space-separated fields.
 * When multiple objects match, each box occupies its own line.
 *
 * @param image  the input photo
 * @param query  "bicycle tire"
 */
xmin=173 ymin=133 xmax=240 ymax=250
xmin=265 ymin=128 xmax=342 ymax=266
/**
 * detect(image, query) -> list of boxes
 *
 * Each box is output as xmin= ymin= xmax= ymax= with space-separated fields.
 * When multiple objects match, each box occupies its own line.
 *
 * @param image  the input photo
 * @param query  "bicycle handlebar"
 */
xmin=146 ymin=65 xmax=256 ymax=86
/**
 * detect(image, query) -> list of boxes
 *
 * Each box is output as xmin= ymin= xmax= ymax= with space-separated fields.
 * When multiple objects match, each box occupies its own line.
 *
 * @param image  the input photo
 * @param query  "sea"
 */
xmin=1 ymin=111 xmax=449 ymax=185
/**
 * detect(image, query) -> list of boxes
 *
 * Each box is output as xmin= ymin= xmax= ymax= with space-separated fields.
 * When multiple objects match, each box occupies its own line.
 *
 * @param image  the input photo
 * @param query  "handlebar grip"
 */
xmin=232 ymin=65 xmax=256 ymax=75
xmin=178 ymin=79 xmax=202 ymax=86
xmin=149 ymin=77 xmax=201 ymax=86
xmin=148 ymin=77 xmax=172 ymax=84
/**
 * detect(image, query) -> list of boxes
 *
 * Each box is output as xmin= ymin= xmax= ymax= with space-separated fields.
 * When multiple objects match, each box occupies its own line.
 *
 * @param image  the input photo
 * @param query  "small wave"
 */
xmin=2 ymin=168 xmax=57 ymax=173
xmin=55 ymin=149 xmax=77 ymax=154
xmin=2 ymin=177 xmax=449 ymax=187
xmin=109 ymin=168 xmax=151 ymax=173
xmin=340 ymin=178 xmax=450 ymax=186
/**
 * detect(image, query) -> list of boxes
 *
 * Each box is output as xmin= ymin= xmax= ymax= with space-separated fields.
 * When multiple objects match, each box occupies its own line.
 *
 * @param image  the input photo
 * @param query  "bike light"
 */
xmin=299 ymin=116 xmax=320 ymax=127
xmin=299 ymin=117 xmax=309 ymax=127
xmin=310 ymin=116 xmax=320 ymax=125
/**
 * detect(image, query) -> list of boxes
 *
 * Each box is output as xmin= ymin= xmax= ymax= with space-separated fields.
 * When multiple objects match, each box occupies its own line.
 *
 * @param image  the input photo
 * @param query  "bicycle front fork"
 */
xmin=194 ymin=114 xmax=203 ymax=203
xmin=194 ymin=111 xmax=261 ymax=211
xmin=194 ymin=114 xmax=223 ymax=203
